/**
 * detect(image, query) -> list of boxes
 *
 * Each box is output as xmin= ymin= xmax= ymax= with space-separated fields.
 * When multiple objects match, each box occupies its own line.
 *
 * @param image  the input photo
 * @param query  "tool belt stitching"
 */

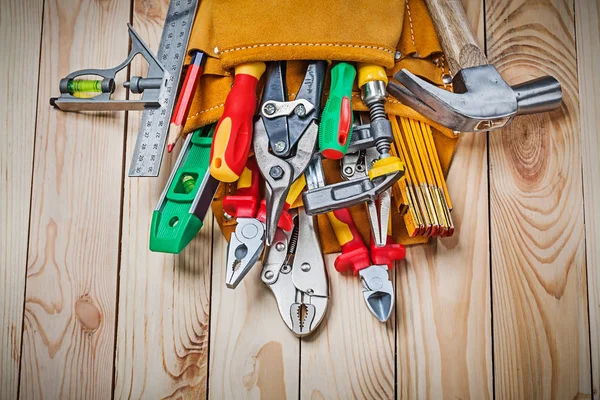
xmin=405 ymin=0 xmax=417 ymax=47
xmin=187 ymin=103 xmax=225 ymax=121
xmin=219 ymin=42 xmax=396 ymax=55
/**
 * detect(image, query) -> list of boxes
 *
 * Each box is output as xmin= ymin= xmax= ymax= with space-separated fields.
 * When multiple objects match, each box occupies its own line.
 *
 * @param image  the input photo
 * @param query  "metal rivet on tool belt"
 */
xmin=275 ymin=242 xmax=285 ymax=251
xmin=269 ymin=165 xmax=284 ymax=179
xmin=274 ymin=141 xmax=286 ymax=152
xmin=300 ymin=263 xmax=311 ymax=272
xmin=213 ymin=46 xmax=219 ymax=54
xmin=394 ymin=51 xmax=402 ymax=61
xmin=442 ymin=74 xmax=453 ymax=85
xmin=223 ymin=212 xmax=233 ymax=221
xmin=264 ymin=103 xmax=276 ymax=115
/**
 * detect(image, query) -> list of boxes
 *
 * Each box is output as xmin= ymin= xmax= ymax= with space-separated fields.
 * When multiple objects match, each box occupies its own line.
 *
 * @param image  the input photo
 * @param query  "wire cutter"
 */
xmin=254 ymin=61 xmax=326 ymax=246
xmin=305 ymin=154 xmax=404 ymax=322
xmin=341 ymin=146 xmax=394 ymax=246
xmin=261 ymin=207 xmax=329 ymax=336
xmin=223 ymin=157 xmax=306 ymax=288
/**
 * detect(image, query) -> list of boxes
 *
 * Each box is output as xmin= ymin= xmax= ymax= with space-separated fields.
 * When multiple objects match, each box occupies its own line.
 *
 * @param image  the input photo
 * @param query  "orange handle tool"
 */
xmin=210 ymin=62 xmax=266 ymax=183
xmin=326 ymin=208 xmax=371 ymax=274
xmin=222 ymin=157 xmax=260 ymax=218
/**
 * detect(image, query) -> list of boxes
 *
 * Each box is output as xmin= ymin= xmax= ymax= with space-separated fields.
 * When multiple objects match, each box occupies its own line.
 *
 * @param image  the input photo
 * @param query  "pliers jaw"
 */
xmin=359 ymin=265 xmax=394 ymax=322
xmin=226 ymin=217 xmax=265 ymax=289
xmin=261 ymin=208 xmax=329 ymax=337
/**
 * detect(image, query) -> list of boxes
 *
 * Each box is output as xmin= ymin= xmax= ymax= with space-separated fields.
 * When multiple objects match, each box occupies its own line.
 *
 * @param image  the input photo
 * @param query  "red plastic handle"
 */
xmin=256 ymin=200 xmax=294 ymax=232
xmin=369 ymin=236 xmax=406 ymax=270
xmin=210 ymin=75 xmax=259 ymax=182
xmin=327 ymin=208 xmax=371 ymax=274
xmin=222 ymin=158 xmax=260 ymax=218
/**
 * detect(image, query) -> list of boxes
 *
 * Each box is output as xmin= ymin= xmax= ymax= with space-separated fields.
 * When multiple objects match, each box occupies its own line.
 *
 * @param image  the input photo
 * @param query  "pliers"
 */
xmin=341 ymin=146 xmax=393 ymax=246
xmin=222 ymin=157 xmax=305 ymax=288
xmin=305 ymin=154 xmax=404 ymax=322
xmin=254 ymin=61 xmax=326 ymax=246
xmin=327 ymin=206 xmax=405 ymax=322
xmin=261 ymin=207 xmax=329 ymax=336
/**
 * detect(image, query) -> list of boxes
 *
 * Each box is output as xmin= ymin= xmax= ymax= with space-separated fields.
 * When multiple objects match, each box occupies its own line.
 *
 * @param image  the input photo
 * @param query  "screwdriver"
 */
xmin=210 ymin=62 xmax=266 ymax=182
xmin=319 ymin=62 xmax=356 ymax=159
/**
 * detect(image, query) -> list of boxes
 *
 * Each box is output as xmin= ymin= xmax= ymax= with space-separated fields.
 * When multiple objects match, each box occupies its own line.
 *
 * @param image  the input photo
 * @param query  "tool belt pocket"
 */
xmin=190 ymin=0 xmax=405 ymax=70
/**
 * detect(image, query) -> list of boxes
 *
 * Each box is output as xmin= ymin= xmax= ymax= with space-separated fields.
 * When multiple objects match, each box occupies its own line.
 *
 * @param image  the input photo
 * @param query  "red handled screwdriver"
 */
xmin=210 ymin=62 xmax=266 ymax=182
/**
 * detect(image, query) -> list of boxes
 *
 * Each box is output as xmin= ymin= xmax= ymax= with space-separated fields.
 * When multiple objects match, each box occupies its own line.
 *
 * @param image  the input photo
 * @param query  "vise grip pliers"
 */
xmin=261 ymin=207 xmax=329 ymax=336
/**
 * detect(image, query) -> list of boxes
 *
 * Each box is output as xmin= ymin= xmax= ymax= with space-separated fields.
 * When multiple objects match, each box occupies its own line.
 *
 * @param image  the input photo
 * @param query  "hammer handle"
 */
xmin=425 ymin=0 xmax=488 ymax=72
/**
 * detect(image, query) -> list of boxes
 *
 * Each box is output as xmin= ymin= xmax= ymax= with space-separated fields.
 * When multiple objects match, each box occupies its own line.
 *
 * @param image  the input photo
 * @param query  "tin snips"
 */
xmin=253 ymin=61 xmax=326 ymax=246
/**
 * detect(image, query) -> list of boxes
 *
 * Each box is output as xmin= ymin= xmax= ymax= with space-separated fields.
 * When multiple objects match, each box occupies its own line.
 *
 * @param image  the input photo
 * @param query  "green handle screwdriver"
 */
xmin=319 ymin=62 xmax=356 ymax=160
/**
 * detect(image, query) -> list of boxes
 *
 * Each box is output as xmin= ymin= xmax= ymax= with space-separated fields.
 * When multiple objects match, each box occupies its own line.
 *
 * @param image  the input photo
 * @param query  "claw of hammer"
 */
xmin=389 ymin=66 xmax=562 ymax=133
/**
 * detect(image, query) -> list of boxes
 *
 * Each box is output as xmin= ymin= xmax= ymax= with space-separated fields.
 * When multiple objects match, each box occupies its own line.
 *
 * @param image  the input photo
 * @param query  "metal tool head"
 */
xmin=226 ymin=218 xmax=265 ymax=288
xmin=254 ymin=118 xmax=318 ymax=245
xmin=388 ymin=66 xmax=562 ymax=133
xmin=341 ymin=148 xmax=391 ymax=246
xmin=261 ymin=209 xmax=328 ymax=337
xmin=359 ymin=265 xmax=394 ymax=322
xmin=259 ymin=61 xmax=326 ymax=157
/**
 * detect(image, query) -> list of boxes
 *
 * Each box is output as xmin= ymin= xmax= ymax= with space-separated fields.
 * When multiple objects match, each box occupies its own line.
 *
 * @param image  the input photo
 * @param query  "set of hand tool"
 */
xmin=50 ymin=0 xmax=564 ymax=337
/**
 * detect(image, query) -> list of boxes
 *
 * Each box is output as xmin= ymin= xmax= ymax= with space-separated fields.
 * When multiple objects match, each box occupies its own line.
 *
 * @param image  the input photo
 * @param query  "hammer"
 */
xmin=387 ymin=0 xmax=563 ymax=133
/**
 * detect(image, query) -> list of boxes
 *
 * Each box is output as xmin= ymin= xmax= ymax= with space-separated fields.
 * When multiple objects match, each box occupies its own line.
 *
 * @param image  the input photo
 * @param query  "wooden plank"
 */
xmin=208 ymin=227 xmax=299 ymax=399
xmin=575 ymin=1 xmax=600 ymax=397
xmin=18 ymin=0 xmax=130 ymax=398
xmin=0 ymin=0 xmax=44 ymax=398
xmin=301 ymin=255 xmax=395 ymax=399
xmin=486 ymin=0 xmax=590 ymax=398
xmin=113 ymin=0 xmax=212 ymax=398
xmin=395 ymin=0 xmax=492 ymax=398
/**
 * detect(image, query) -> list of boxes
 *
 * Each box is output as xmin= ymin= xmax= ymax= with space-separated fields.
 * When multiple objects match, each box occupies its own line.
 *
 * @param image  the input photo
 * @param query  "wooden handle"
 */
xmin=424 ymin=0 xmax=488 ymax=72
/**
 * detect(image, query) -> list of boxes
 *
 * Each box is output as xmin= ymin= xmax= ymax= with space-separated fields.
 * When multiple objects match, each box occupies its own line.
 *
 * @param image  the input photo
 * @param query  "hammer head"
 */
xmin=388 ymin=65 xmax=562 ymax=133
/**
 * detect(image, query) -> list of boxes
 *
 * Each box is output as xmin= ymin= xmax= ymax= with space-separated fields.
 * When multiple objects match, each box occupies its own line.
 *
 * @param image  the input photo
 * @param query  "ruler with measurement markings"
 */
xmin=128 ymin=0 xmax=199 ymax=177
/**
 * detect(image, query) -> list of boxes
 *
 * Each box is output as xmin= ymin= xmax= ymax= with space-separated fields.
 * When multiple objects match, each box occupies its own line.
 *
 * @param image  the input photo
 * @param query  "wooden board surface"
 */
xmin=301 ymin=255 xmax=395 ymax=399
xmin=0 ymin=1 xmax=44 ymax=398
xmin=208 ymin=228 xmax=300 ymax=399
xmin=18 ymin=0 xmax=130 ymax=398
xmin=396 ymin=0 xmax=492 ymax=399
xmin=113 ymin=1 xmax=213 ymax=398
xmin=576 ymin=1 xmax=600 ymax=398
xmin=487 ymin=0 xmax=590 ymax=398
xmin=0 ymin=0 xmax=598 ymax=398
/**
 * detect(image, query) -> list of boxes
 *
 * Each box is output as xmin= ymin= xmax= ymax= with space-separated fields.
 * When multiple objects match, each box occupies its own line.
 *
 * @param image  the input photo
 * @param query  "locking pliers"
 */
xmin=261 ymin=207 xmax=329 ymax=336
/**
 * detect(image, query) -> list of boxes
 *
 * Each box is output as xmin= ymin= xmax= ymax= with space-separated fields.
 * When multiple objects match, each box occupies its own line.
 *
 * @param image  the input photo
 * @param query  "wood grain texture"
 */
xmin=487 ymin=0 xmax=591 ymax=398
xmin=396 ymin=0 xmax=492 ymax=398
xmin=18 ymin=0 xmax=130 ymax=398
xmin=423 ymin=0 xmax=487 ymax=72
xmin=208 ymin=228 xmax=299 ymax=399
xmin=301 ymin=255 xmax=395 ymax=400
xmin=113 ymin=0 xmax=212 ymax=398
xmin=576 ymin=1 xmax=600 ymax=398
xmin=0 ymin=0 xmax=43 ymax=398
